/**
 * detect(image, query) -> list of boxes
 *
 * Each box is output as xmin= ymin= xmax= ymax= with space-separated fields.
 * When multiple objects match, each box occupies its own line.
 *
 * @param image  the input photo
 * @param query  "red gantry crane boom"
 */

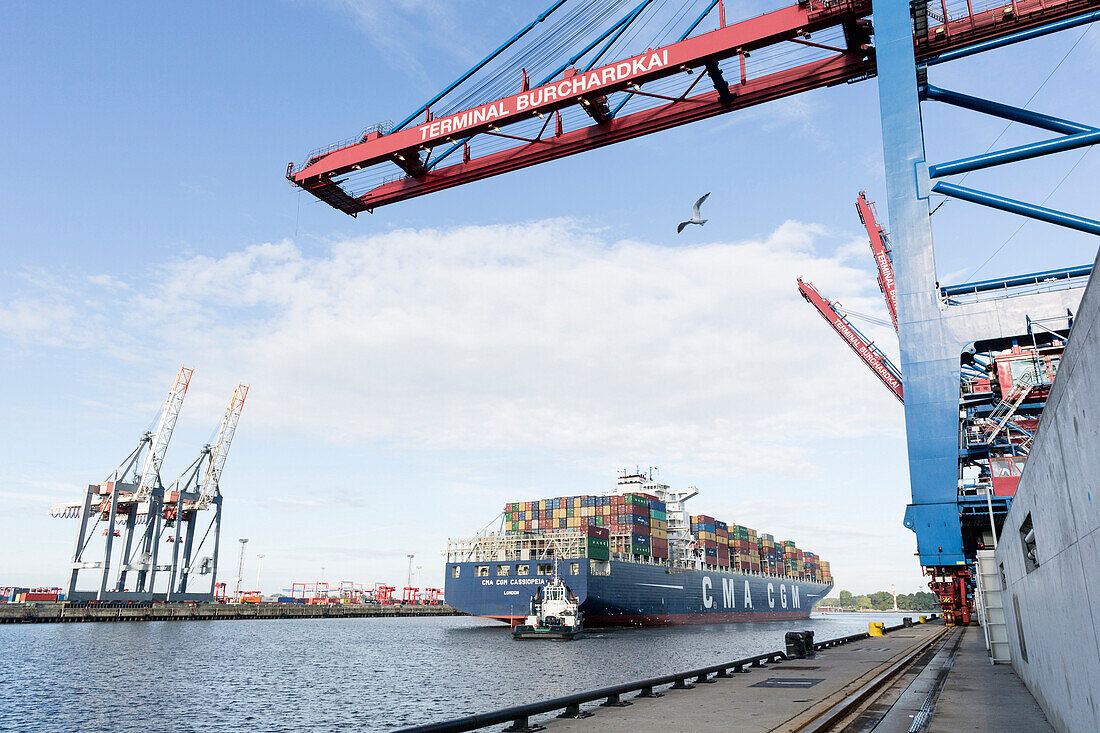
xmin=797 ymin=278 xmax=904 ymax=403
xmin=855 ymin=191 xmax=898 ymax=332
xmin=288 ymin=0 xmax=1097 ymax=215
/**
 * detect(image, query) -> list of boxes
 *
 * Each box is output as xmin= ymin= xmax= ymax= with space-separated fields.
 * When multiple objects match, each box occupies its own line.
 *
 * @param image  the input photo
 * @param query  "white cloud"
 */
xmin=3 ymin=219 xmax=902 ymax=481
xmin=320 ymin=0 xmax=477 ymax=82
xmin=0 ymin=298 xmax=80 ymax=346
xmin=709 ymin=96 xmax=830 ymax=149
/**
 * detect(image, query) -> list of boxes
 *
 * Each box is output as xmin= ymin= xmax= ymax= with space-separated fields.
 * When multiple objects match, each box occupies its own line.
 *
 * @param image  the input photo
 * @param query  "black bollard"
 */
xmin=785 ymin=631 xmax=808 ymax=658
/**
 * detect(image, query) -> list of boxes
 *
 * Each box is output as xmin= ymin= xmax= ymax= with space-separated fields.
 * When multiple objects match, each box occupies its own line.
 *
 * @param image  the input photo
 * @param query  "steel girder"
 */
xmin=872 ymin=1 xmax=1095 ymax=569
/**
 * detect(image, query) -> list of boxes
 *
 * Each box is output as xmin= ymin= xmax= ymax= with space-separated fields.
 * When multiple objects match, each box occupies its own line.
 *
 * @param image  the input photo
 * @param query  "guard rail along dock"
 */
xmin=397 ymin=614 xmax=1055 ymax=732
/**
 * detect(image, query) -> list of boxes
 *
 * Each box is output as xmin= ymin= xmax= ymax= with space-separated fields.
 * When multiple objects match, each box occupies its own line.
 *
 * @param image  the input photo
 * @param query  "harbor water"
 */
xmin=1 ymin=611 xmax=913 ymax=731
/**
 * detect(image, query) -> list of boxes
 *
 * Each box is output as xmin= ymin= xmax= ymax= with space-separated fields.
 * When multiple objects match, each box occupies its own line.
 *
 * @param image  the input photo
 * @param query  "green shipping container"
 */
xmin=631 ymin=542 xmax=651 ymax=556
xmin=650 ymin=510 xmax=667 ymax=521
xmin=626 ymin=494 xmax=649 ymax=507
xmin=587 ymin=537 xmax=609 ymax=560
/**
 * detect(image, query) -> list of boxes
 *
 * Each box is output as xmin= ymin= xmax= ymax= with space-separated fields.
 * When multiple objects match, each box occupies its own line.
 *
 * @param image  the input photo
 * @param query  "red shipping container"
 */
xmin=586 ymin=525 xmax=610 ymax=539
xmin=23 ymin=593 xmax=57 ymax=602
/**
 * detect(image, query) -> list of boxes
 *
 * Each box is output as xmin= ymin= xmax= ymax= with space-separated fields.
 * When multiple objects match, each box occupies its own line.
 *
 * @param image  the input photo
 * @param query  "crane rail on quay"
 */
xmin=397 ymin=618 xmax=967 ymax=733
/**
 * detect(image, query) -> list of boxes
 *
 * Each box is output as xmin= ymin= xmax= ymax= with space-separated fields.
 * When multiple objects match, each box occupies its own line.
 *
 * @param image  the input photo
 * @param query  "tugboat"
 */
xmin=512 ymin=565 xmax=583 ymax=641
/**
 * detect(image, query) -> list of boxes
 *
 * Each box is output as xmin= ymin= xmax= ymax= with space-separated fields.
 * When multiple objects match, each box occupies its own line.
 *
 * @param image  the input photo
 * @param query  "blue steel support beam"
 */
xmin=929 ymin=130 xmax=1100 ymax=178
xmin=920 ymin=85 xmax=1097 ymax=135
xmin=932 ymin=182 xmax=1100 ymax=236
xmin=612 ymin=0 xmax=722 ymax=118
xmin=390 ymin=0 xmax=568 ymax=135
xmin=678 ymin=0 xmax=722 ymax=42
xmin=427 ymin=0 xmax=651 ymax=171
xmin=873 ymin=0 xmax=966 ymax=566
xmin=924 ymin=10 xmax=1100 ymax=66
xmin=585 ymin=0 xmax=656 ymax=72
xmin=538 ymin=0 xmax=652 ymax=86
xmin=941 ymin=264 xmax=1093 ymax=296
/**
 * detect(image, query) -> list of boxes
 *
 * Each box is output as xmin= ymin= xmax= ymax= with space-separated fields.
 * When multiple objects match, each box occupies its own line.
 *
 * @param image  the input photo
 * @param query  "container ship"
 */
xmin=445 ymin=472 xmax=833 ymax=625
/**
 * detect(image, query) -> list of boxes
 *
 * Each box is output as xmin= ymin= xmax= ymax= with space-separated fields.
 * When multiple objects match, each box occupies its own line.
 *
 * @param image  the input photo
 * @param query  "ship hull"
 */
xmin=445 ymin=558 xmax=832 ymax=626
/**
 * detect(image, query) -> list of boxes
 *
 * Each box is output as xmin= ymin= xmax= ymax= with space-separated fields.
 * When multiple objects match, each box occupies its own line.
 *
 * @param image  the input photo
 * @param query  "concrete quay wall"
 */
xmin=0 ymin=602 xmax=461 ymax=624
xmin=996 ymin=249 xmax=1100 ymax=733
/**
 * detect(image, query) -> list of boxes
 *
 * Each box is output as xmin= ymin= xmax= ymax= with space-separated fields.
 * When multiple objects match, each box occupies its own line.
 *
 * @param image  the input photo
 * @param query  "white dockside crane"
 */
xmin=50 ymin=368 xmax=248 ymax=602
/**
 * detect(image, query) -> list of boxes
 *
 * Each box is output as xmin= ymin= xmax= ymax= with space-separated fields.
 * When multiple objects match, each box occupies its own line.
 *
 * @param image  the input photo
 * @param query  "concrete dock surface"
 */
xmin=542 ymin=622 xmax=1053 ymax=732
xmin=928 ymin=627 xmax=1051 ymax=732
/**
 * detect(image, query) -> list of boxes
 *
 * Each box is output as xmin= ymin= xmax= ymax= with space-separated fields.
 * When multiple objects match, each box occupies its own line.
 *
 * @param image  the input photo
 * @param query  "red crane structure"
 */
xmin=855 ymin=191 xmax=898 ymax=332
xmin=797 ymin=278 xmax=904 ymax=403
xmin=288 ymin=0 xmax=1097 ymax=216
xmin=374 ymin=584 xmax=396 ymax=605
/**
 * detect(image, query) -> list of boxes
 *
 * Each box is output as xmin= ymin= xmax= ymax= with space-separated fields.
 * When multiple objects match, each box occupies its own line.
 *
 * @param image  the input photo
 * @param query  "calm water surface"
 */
xmin=0 ymin=611 xmax=911 ymax=731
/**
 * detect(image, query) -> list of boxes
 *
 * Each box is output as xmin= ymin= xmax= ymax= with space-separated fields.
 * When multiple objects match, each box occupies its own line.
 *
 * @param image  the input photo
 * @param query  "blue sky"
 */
xmin=2 ymin=1 xmax=1097 ymax=595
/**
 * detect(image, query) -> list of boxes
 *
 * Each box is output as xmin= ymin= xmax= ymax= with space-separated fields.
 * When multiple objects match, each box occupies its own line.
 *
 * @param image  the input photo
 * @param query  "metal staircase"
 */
xmin=985 ymin=371 xmax=1037 ymax=444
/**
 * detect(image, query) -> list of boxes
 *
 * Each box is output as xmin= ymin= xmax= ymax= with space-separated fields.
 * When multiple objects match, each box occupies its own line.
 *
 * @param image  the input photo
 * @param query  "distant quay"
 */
xmin=0 ymin=602 xmax=462 ymax=624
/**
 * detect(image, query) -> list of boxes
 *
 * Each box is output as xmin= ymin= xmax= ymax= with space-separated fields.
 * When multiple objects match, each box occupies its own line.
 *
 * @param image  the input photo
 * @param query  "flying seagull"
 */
xmin=677 ymin=192 xmax=710 ymax=233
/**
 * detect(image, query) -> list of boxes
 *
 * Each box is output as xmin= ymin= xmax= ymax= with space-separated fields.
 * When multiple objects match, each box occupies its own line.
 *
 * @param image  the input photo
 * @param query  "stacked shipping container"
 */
xmin=502 ymin=497 xmax=832 ymax=583
xmin=503 ymin=493 xmax=670 ymax=560
xmin=690 ymin=518 xmax=833 ymax=583
xmin=1 ymin=587 xmax=63 ymax=602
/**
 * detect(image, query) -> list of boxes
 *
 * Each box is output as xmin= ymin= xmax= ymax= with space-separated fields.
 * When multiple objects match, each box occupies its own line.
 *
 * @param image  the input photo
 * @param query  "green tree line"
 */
xmin=820 ymin=589 xmax=941 ymax=611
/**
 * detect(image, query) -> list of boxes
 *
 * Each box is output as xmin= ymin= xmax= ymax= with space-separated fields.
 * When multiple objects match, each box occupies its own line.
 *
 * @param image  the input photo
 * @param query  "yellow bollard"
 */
xmin=918 ymin=615 xmax=927 ymax=624
xmin=868 ymin=622 xmax=886 ymax=637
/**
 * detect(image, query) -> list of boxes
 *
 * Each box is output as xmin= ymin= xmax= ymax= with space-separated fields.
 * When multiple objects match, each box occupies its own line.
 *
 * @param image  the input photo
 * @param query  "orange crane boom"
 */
xmin=797 ymin=278 xmax=903 ymax=403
